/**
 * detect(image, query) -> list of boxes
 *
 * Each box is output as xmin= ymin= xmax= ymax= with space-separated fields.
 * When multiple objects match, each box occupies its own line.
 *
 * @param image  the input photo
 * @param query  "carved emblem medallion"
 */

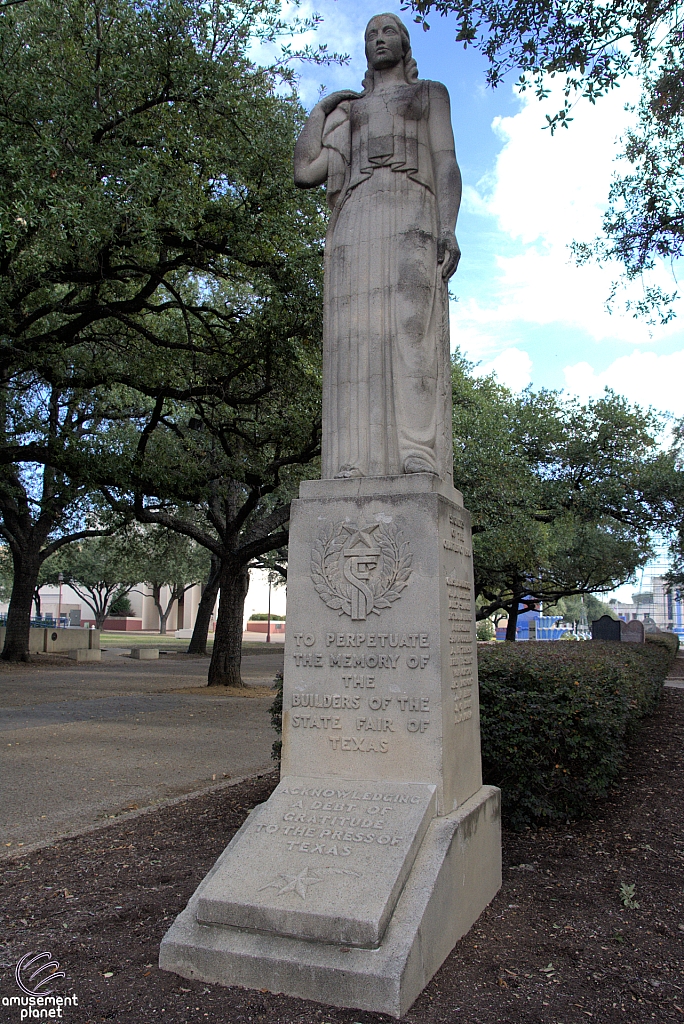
xmin=311 ymin=520 xmax=412 ymax=621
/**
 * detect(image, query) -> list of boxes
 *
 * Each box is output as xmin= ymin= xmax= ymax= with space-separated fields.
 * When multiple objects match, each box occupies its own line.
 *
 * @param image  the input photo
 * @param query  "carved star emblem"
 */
xmin=258 ymin=866 xmax=323 ymax=900
xmin=342 ymin=522 xmax=380 ymax=550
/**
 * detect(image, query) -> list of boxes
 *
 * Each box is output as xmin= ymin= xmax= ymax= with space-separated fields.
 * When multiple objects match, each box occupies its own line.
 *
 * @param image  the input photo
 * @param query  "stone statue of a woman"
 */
xmin=294 ymin=12 xmax=462 ymax=481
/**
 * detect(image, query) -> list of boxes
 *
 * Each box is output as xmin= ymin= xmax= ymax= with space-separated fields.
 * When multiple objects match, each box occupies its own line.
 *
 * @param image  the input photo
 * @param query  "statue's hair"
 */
xmin=361 ymin=13 xmax=418 ymax=92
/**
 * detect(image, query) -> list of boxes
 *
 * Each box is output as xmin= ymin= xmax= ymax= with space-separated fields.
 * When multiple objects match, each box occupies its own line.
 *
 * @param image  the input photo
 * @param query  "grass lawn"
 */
xmin=99 ymin=631 xmax=277 ymax=655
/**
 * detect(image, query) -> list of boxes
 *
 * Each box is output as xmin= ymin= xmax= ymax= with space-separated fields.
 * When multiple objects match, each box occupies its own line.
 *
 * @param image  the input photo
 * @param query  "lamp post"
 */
xmin=57 ymin=572 xmax=64 ymax=626
xmin=266 ymin=578 xmax=271 ymax=643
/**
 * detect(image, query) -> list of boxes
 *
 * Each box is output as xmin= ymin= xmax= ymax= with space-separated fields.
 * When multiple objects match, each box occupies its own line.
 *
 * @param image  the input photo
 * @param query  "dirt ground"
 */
xmin=1 ymin=688 xmax=682 ymax=1024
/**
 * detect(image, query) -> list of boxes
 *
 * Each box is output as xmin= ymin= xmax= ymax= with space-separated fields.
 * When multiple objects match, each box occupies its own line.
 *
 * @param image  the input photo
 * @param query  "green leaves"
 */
xmin=0 ymin=0 xmax=329 ymax=657
xmin=479 ymin=636 xmax=675 ymax=827
xmin=0 ymin=0 xmax=327 ymax=380
xmin=452 ymin=351 xmax=675 ymax=623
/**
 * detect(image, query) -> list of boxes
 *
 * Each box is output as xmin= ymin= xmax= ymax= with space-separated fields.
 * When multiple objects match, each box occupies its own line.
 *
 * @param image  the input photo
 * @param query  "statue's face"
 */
xmin=365 ymin=17 xmax=404 ymax=71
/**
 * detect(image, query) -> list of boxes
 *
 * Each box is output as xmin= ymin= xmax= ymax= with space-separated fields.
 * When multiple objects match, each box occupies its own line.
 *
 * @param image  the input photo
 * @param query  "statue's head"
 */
xmin=363 ymin=13 xmax=418 ymax=89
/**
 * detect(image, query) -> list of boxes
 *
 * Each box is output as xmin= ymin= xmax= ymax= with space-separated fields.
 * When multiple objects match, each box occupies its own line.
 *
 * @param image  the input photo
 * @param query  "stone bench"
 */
xmin=68 ymin=648 xmax=101 ymax=662
xmin=130 ymin=648 xmax=159 ymax=660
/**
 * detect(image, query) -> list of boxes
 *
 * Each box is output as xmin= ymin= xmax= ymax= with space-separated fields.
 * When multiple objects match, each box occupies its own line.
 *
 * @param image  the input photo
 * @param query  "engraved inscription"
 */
xmin=287 ymin=587 xmax=437 ymax=748
xmin=195 ymin=777 xmax=436 ymax=948
xmin=311 ymin=520 xmax=412 ymax=620
xmin=288 ymin=692 xmax=432 ymax=747
xmin=446 ymin=574 xmax=474 ymax=724
xmin=443 ymin=514 xmax=472 ymax=556
xmin=251 ymin=786 xmax=422 ymax=849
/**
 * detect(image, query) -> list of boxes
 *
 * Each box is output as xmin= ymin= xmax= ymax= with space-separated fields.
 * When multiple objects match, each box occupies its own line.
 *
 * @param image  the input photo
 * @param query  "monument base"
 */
xmin=159 ymin=784 xmax=501 ymax=1018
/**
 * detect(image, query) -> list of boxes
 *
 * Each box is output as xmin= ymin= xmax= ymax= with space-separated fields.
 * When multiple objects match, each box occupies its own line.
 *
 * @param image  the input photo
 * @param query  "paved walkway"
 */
xmin=0 ymin=648 xmax=283 ymax=854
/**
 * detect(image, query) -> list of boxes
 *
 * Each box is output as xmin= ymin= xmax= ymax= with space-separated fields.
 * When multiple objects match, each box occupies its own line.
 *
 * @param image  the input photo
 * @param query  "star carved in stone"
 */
xmin=341 ymin=521 xmax=380 ymax=550
xmin=258 ymin=866 xmax=323 ymax=900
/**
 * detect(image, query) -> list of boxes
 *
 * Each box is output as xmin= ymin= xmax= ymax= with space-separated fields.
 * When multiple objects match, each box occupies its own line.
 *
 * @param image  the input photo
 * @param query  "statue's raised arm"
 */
xmin=294 ymin=13 xmax=462 ymax=482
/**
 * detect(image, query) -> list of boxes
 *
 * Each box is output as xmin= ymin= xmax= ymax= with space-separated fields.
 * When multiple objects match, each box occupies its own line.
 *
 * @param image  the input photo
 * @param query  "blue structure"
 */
xmin=495 ymin=610 xmax=572 ymax=642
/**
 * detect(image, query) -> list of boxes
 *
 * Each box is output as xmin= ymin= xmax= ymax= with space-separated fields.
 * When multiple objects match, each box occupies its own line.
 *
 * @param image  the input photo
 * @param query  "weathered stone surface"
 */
xmin=196 ymin=775 xmax=436 ymax=947
xmin=620 ymin=619 xmax=645 ymax=643
xmin=293 ymin=14 xmax=461 ymax=483
xmin=160 ymin=784 xmax=501 ymax=1018
xmin=281 ymin=485 xmax=481 ymax=815
xmin=67 ymin=648 xmax=101 ymax=661
xmin=299 ymin=473 xmax=462 ymax=503
xmin=130 ymin=648 xmax=159 ymax=660
xmin=160 ymin=477 xmax=500 ymax=1013
xmin=160 ymin=14 xmax=501 ymax=1014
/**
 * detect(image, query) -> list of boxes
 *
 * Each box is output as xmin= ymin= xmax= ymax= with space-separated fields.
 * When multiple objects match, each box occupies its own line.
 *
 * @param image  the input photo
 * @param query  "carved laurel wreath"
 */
xmin=311 ymin=520 xmax=413 ymax=618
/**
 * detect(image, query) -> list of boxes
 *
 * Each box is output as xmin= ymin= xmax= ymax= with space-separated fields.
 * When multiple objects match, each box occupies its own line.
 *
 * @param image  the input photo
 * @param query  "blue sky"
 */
xmin=285 ymin=0 xmax=684 ymax=416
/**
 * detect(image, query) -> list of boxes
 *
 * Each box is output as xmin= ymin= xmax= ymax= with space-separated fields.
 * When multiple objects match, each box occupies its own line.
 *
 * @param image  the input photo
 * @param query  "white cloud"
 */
xmin=277 ymin=0 xmax=404 ymax=105
xmin=248 ymin=0 xmax=373 ymax=104
xmin=474 ymin=347 xmax=533 ymax=392
xmin=487 ymin=86 xmax=634 ymax=247
xmin=457 ymin=80 xmax=684 ymax=353
xmin=564 ymin=349 xmax=684 ymax=415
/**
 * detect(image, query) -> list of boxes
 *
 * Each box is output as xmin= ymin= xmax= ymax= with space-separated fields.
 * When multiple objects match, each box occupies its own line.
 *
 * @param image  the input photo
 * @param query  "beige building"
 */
xmin=2 ymin=568 xmax=286 ymax=634
xmin=609 ymin=574 xmax=684 ymax=634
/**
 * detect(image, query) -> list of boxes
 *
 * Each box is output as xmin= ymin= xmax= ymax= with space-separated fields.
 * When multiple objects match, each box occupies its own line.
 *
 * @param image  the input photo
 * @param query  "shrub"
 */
xmin=478 ymin=639 xmax=675 ymax=829
xmin=270 ymin=671 xmax=283 ymax=761
xmin=250 ymin=613 xmax=285 ymax=621
xmin=109 ymin=594 xmax=133 ymax=617
xmin=476 ymin=618 xmax=495 ymax=641
xmin=645 ymin=631 xmax=679 ymax=657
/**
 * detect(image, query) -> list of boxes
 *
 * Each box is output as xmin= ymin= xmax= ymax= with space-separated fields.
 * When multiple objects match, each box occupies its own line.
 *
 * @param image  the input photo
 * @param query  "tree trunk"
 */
xmin=2 ymin=549 xmax=42 ymax=661
xmin=151 ymin=584 xmax=172 ymax=635
xmin=505 ymin=592 xmax=522 ymax=642
xmin=188 ymin=555 xmax=220 ymax=656
xmin=208 ymin=562 xmax=249 ymax=686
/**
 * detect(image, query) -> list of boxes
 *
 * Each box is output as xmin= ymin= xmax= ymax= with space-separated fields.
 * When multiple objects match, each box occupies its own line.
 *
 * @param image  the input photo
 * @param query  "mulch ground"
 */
xmin=1 ymin=690 xmax=683 ymax=1024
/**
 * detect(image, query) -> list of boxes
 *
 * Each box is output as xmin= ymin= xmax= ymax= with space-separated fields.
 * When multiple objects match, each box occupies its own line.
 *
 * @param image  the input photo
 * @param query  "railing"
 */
xmin=0 ymin=615 xmax=74 ymax=628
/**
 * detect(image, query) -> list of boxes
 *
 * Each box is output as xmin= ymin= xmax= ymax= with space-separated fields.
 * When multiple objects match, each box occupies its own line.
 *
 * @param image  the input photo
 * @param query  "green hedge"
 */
xmin=479 ymin=636 xmax=677 ymax=829
xmin=270 ymin=671 xmax=283 ymax=762
xmin=644 ymin=630 xmax=679 ymax=657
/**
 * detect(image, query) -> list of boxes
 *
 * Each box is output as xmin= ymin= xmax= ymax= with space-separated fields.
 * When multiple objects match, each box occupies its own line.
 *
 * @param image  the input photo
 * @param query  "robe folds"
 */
xmin=321 ymin=81 xmax=453 ymax=482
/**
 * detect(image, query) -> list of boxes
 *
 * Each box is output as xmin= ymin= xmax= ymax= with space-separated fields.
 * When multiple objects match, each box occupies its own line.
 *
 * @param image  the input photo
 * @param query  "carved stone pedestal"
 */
xmin=160 ymin=475 xmax=501 ymax=1017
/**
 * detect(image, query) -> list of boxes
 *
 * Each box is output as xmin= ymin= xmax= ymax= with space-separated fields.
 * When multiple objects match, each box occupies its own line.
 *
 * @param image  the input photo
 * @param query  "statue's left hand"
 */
xmin=437 ymin=235 xmax=461 ymax=279
xmin=317 ymin=90 xmax=363 ymax=117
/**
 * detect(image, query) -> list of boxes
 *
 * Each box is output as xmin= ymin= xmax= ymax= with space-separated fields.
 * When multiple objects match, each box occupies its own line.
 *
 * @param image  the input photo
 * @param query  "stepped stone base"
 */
xmin=159 ymin=784 xmax=501 ymax=1017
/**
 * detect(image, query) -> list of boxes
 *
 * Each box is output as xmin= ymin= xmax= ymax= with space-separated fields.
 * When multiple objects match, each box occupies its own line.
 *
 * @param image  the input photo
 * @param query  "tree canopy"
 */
xmin=451 ymin=352 xmax=677 ymax=637
xmin=0 ymin=0 xmax=328 ymax=661
xmin=41 ymin=533 xmax=140 ymax=628
xmin=125 ymin=526 xmax=210 ymax=634
xmin=406 ymin=0 xmax=678 ymax=126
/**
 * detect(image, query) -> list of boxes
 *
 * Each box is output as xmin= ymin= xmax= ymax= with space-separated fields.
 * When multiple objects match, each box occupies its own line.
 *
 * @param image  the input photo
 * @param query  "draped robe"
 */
xmin=320 ymin=81 xmax=453 ymax=482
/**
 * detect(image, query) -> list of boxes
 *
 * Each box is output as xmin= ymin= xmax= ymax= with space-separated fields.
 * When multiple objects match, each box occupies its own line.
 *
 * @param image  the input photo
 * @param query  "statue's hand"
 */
xmin=438 ymin=235 xmax=461 ymax=279
xmin=317 ymin=90 xmax=362 ymax=117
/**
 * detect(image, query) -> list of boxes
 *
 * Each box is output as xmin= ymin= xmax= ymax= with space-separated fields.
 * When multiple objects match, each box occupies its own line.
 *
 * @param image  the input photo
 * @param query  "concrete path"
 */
xmin=0 ymin=647 xmax=283 ymax=707
xmin=0 ymin=648 xmax=283 ymax=854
